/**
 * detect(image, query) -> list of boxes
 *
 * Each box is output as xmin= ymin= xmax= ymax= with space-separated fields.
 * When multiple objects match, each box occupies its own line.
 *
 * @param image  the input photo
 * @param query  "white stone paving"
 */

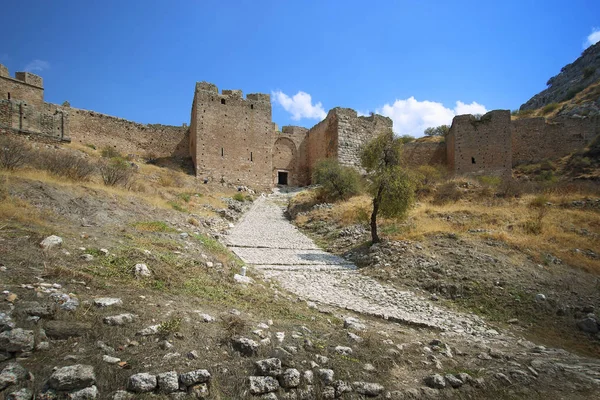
xmin=227 ymin=192 xmax=490 ymax=334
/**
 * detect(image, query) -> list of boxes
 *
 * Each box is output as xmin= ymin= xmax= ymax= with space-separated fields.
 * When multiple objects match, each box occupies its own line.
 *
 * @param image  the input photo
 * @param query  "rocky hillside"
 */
xmin=520 ymin=41 xmax=600 ymax=111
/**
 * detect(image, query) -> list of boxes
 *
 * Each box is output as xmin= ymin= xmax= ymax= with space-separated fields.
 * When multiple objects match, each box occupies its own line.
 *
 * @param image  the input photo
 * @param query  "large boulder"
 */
xmin=248 ymin=376 xmax=279 ymax=395
xmin=0 ymin=328 xmax=35 ymax=352
xmin=47 ymin=365 xmax=96 ymax=391
xmin=255 ymin=358 xmax=282 ymax=377
xmin=0 ymin=363 xmax=29 ymax=391
xmin=179 ymin=369 xmax=211 ymax=387
xmin=577 ymin=316 xmax=599 ymax=334
xmin=126 ymin=373 xmax=157 ymax=393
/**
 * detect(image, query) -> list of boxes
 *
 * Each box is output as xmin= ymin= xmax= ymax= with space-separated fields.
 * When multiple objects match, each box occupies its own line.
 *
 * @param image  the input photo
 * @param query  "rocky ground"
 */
xmin=1 ymin=168 xmax=600 ymax=399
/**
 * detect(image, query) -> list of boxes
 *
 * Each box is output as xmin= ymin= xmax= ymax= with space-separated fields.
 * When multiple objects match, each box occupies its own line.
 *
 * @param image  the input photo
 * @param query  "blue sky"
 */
xmin=1 ymin=1 xmax=599 ymax=136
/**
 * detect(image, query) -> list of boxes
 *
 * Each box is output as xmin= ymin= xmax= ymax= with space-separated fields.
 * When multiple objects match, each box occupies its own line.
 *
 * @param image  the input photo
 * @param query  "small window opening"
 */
xmin=221 ymin=99 xmax=226 ymax=105
xmin=250 ymin=104 xmax=254 ymax=110
xmin=221 ymin=148 xmax=224 ymax=157
xmin=250 ymin=152 xmax=253 ymax=162
xmin=471 ymin=157 xmax=476 ymax=164
xmin=7 ymin=92 xmax=10 ymax=100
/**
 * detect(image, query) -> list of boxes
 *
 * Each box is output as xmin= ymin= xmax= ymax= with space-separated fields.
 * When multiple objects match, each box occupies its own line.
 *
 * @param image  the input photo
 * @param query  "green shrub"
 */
xmin=233 ymin=193 xmax=245 ymax=202
xmin=583 ymin=66 xmax=596 ymax=79
xmin=101 ymin=146 xmax=122 ymax=158
xmin=312 ymin=159 xmax=362 ymax=201
xmin=478 ymin=175 xmax=502 ymax=187
xmin=564 ymin=85 xmax=584 ymax=101
xmin=99 ymin=157 xmax=134 ymax=186
xmin=541 ymin=103 xmax=559 ymax=115
xmin=433 ymin=181 xmax=463 ymax=205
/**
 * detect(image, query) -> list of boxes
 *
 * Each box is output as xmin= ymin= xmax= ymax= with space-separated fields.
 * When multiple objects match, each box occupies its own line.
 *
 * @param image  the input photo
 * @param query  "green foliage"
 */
xmin=398 ymin=134 xmax=415 ymax=144
xmin=133 ymin=221 xmax=176 ymax=233
xmin=168 ymin=201 xmax=188 ymax=213
xmin=86 ymin=144 xmax=96 ymax=150
xmin=541 ymin=103 xmax=559 ymax=115
xmin=100 ymin=146 xmax=122 ymax=159
xmin=158 ymin=317 xmax=182 ymax=336
xmin=178 ymin=192 xmax=191 ymax=202
xmin=583 ymin=66 xmax=596 ymax=79
xmin=423 ymin=125 xmax=450 ymax=137
xmin=360 ymin=130 xmax=416 ymax=243
xmin=232 ymin=192 xmax=253 ymax=202
xmin=564 ymin=85 xmax=585 ymax=101
xmin=40 ymin=151 xmax=96 ymax=181
xmin=478 ymin=175 xmax=502 ymax=187
xmin=537 ymin=170 xmax=557 ymax=183
xmin=312 ymin=158 xmax=363 ymax=201
xmin=587 ymin=135 xmax=600 ymax=157
xmin=99 ymin=157 xmax=134 ymax=186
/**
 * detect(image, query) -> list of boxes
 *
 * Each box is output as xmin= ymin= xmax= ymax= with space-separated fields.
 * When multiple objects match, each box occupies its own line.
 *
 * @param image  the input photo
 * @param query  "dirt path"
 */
xmin=227 ymin=191 xmax=496 ymax=336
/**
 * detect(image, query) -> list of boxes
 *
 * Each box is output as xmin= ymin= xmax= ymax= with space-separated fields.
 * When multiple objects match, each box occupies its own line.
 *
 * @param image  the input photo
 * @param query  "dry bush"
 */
xmin=432 ymin=181 xmax=464 ymax=205
xmin=37 ymin=150 xmax=96 ymax=181
xmin=100 ymin=146 xmax=122 ymax=159
xmin=0 ymin=135 xmax=30 ymax=170
xmin=220 ymin=314 xmax=246 ymax=341
xmin=99 ymin=157 xmax=135 ymax=186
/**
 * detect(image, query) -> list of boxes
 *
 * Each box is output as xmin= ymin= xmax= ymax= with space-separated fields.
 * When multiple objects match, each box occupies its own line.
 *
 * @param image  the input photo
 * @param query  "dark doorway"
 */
xmin=278 ymin=171 xmax=288 ymax=185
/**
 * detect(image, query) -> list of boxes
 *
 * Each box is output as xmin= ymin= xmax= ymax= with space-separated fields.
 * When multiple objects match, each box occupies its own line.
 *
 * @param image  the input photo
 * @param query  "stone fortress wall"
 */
xmin=1 ymin=62 xmax=598 ymax=188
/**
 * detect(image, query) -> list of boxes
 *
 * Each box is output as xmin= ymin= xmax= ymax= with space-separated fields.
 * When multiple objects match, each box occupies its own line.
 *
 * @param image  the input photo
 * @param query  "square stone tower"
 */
xmin=189 ymin=82 xmax=275 ymax=188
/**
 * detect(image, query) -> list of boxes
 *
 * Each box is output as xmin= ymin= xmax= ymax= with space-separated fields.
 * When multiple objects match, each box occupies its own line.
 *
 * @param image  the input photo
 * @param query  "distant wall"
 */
xmin=447 ymin=110 xmax=512 ymax=176
xmin=403 ymin=141 xmax=447 ymax=167
xmin=512 ymin=116 xmax=599 ymax=165
xmin=68 ymin=107 xmax=188 ymax=158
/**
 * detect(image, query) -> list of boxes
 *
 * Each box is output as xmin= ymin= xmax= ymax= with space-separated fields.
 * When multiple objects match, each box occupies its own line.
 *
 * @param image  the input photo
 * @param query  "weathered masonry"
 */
xmin=188 ymin=82 xmax=392 ymax=188
xmin=2 ymin=63 xmax=598 ymax=187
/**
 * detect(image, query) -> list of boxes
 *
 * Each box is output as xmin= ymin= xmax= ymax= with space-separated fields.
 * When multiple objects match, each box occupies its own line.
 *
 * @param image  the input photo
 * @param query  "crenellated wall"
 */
xmin=189 ymin=82 xmax=275 ymax=188
xmin=0 ymin=100 xmax=69 ymax=141
xmin=0 ymin=64 xmax=44 ymax=106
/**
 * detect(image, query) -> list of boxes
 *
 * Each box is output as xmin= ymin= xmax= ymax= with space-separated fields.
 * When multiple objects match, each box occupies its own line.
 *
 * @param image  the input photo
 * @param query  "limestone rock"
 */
xmin=93 ymin=298 xmax=122 ymax=307
xmin=424 ymin=374 xmax=446 ymax=389
xmin=40 ymin=235 xmax=63 ymax=250
xmin=111 ymin=390 xmax=133 ymax=400
xmin=102 ymin=355 xmax=121 ymax=364
xmin=134 ymin=264 xmax=151 ymax=278
xmin=255 ymin=358 xmax=282 ymax=377
xmin=47 ymin=365 xmax=96 ymax=391
xmin=179 ymin=369 xmax=211 ymax=387
xmin=16 ymin=301 xmax=57 ymax=318
xmin=577 ymin=316 xmax=599 ymax=334
xmin=45 ymin=321 xmax=91 ymax=339
xmin=157 ymin=371 xmax=179 ymax=393
xmin=280 ymin=368 xmax=300 ymax=388
xmin=231 ymin=337 xmax=258 ymax=356
xmin=334 ymin=345 xmax=353 ymax=356
xmin=334 ymin=380 xmax=353 ymax=396
xmin=352 ymin=381 xmax=383 ymax=396
xmin=0 ymin=312 xmax=15 ymax=332
xmin=249 ymin=376 xmax=279 ymax=395
xmin=343 ymin=317 xmax=366 ymax=331
xmin=445 ymin=374 xmax=463 ymax=388
xmin=127 ymin=373 xmax=157 ymax=393
xmin=6 ymin=388 xmax=33 ymax=400
xmin=317 ymin=369 xmax=334 ymax=385
xmin=0 ymin=328 xmax=35 ymax=352
xmin=189 ymin=383 xmax=209 ymax=399
xmin=0 ymin=363 xmax=29 ymax=391
xmin=67 ymin=385 xmax=98 ymax=399
xmin=234 ymin=274 xmax=254 ymax=285
xmin=103 ymin=314 xmax=137 ymax=326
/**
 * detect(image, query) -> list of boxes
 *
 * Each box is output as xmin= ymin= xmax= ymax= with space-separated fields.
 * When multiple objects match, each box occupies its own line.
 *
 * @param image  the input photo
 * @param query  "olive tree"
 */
xmin=360 ymin=130 xmax=416 ymax=243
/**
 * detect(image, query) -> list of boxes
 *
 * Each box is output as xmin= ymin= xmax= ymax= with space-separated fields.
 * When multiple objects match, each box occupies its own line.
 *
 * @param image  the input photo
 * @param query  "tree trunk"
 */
xmin=370 ymin=185 xmax=384 ymax=244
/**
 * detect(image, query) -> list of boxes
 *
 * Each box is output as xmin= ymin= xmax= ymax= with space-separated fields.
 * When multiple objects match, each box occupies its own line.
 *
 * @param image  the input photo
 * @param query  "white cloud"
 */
xmin=376 ymin=98 xmax=488 ymax=137
xmin=24 ymin=59 xmax=50 ymax=72
xmin=272 ymin=90 xmax=327 ymax=121
xmin=585 ymin=28 xmax=600 ymax=48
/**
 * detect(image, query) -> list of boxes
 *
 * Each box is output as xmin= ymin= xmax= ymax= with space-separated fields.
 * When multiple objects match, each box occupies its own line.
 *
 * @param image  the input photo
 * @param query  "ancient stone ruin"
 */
xmin=1 ymin=64 xmax=598 ymax=187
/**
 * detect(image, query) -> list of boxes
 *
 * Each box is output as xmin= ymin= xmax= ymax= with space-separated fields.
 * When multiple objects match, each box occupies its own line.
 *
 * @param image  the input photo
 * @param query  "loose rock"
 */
xmin=47 ymin=364 xmax=96 ymax=391
xmin=157 ymin=371 xmax=179 ymax=393
xmin=255 ymin=358 xmax=282 ymax=377
xmin=231 ymin=337 xmax=258 ymax=356
xmin=93 ymin=298 xmax=122 ymax=307
xmin=0 ymin=328 xmax=35 ymax=352
xmin=103 ymin=314 xmax=137 ymax=326
xmin=280 ymin=368 xmax=300 ymax=388
xmin=249 ymin=376 xmax=279 ymax=395
xmin=179 ymin=369 xmax=211 ymax=387
xmin=40 ymin=235 xmax=63 ymax=250
xmin=424 ymin=374 xmax=446 ymax=389
xmin=127 ymin=373 xmax=157 ymax=393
